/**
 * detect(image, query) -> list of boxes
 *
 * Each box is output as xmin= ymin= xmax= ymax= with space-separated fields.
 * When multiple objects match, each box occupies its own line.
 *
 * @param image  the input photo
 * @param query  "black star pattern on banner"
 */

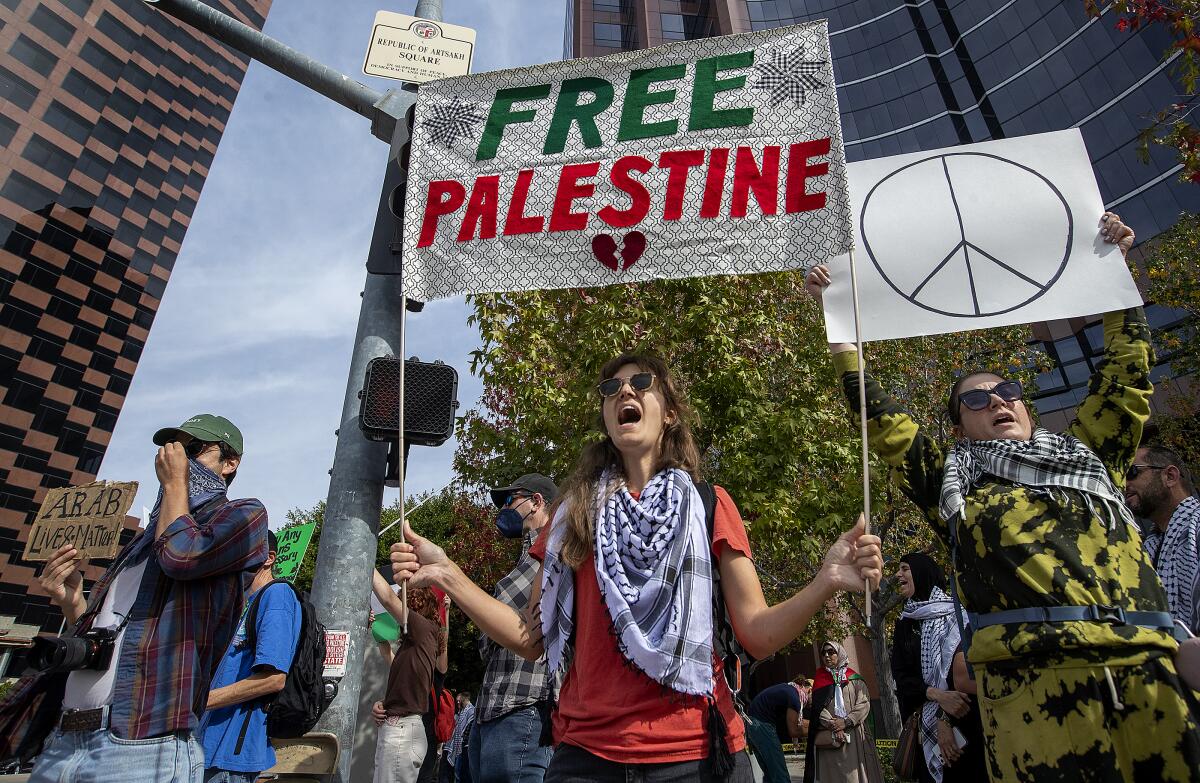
xmin=421 ymin=96 xmax=487 ymax=148
xmin=752 ymin=47 xmax=828 ymax=107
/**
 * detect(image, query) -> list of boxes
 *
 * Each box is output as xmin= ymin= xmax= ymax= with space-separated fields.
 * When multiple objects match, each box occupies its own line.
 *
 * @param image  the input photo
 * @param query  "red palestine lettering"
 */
xmin=417 ymin=138 xmax=832 ymax=248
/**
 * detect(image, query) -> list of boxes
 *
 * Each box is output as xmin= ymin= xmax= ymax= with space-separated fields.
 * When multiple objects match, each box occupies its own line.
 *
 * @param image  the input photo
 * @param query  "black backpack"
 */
xmin=233 ymin=579 xmax=331 ymax=754
xmin=695 ymin=482 xmax=757 ymax=706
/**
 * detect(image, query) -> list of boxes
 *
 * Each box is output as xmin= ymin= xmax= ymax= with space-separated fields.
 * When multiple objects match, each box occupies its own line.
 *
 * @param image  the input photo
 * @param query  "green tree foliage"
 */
xmin=282 ymin=489 xmax=519 ymax=697
xmin=453 ymin=273 xmax=1040 ymax=735
xmin=1136 ymin=212 xmax=1200 ymax=377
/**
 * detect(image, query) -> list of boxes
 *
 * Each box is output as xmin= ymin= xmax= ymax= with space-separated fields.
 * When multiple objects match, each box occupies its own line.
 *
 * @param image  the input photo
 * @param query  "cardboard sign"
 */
xmin=23 ymin=480 xmax=137 ymax=561
xmin=323 ymin=630 xmax=350 ymax=678
xmin=403 ymin=21 xmax=852 ymax=301
xmin=273 ymin=521 xmax=316 ymax=582
xmin=822 ymin=129 xmax=1143 ymax=342
xmin=363 ymin=11 xmax=475 ymax=84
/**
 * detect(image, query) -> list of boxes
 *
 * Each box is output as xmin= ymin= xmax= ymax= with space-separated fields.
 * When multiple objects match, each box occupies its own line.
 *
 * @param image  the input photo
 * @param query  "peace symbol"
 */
xmin=861 ymin=152 xmax=1073 ymax=318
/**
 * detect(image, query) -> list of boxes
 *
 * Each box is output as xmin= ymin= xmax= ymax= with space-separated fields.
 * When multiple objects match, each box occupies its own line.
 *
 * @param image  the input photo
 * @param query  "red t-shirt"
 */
xmin=530 ymin=484 xmax=751 ymax=763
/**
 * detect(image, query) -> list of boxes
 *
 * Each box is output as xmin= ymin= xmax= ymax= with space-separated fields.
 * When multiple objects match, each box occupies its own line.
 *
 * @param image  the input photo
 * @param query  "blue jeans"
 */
xmin=468 ymin=705 xmax=552 ymax=783
xmin=30 ymin=728 xmax=203 ymax=783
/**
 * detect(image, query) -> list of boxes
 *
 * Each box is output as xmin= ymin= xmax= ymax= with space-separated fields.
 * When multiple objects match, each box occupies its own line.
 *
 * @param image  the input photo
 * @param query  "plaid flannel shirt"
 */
xmin=73 ymin=493 xmax=268 ymax=739
xmin=475 ymin=528 xmax=557 ymax=722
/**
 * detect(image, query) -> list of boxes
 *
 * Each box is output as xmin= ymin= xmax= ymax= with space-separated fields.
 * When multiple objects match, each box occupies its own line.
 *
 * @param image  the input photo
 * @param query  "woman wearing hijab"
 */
xmin=893 ymin=553 xmax=967 ymax=783
xmin=806 ymin=214 xmax=1200 ymax=782
xmin=803 ymin=641 xmax=883 ymax=783
xmin=388 ymin=353 xmax=883 ymax=781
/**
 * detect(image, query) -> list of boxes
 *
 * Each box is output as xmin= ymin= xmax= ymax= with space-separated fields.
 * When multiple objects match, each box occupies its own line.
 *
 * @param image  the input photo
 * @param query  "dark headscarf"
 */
xmin=899 ymin=552 xmax=945 ymax=602
xmin=891 ymin=552 xmax=948 ymax=722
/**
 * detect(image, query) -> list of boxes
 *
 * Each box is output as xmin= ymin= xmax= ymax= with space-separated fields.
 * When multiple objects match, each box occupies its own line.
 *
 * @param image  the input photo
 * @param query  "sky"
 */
xmin=95 ymin=0 xmax=567 ymax=526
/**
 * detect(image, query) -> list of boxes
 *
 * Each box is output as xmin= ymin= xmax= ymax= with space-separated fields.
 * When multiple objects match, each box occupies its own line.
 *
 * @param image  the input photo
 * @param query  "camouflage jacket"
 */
xmin=835 ymin=308 xmax=1175 ymax=666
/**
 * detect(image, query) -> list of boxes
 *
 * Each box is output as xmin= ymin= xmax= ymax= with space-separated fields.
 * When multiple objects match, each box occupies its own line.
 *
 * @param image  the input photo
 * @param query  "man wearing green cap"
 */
xmin=27 ymin=413 xmax=269 ymax=783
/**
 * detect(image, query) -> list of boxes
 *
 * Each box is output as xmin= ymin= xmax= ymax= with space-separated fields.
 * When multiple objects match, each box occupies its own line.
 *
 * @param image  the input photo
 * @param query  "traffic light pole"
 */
xmin=141 ymin=2 xmax=442 ymax=780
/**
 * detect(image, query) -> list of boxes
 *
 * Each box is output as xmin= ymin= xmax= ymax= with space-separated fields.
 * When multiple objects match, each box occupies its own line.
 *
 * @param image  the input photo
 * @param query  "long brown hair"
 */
xmin=558 ymin=353 xmax=702 ymax=569
xmin=406 ymin=586 xmax=446 ymax=657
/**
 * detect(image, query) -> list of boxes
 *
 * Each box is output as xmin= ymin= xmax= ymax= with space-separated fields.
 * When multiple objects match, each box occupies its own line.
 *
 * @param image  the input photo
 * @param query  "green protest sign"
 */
xmin=273 ymin=522 xmax=316 ymax=581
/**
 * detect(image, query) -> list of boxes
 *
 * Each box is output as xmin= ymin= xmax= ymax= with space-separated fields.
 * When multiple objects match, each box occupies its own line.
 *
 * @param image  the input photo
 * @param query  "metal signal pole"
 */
xmin=141 ymin=2 xmax=443 ymax=779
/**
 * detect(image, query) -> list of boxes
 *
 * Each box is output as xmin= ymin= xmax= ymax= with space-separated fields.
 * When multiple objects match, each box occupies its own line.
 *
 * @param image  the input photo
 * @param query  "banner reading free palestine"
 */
xmin=402 ymin=22 xmax=852 ymax=301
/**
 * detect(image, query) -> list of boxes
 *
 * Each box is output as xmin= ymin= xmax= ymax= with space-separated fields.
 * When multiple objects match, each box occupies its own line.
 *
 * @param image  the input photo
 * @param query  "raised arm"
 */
xmin=807 ymin=264 xmax=948 ymax=539
xmin=1066 ymin=213 xmax=1151 ymax=484
xmin=719 ymin=515 xmax=881 ymax=660
xmin=154 ymin=497 xmax=267 ymax=581
xmin=390 ymin=521 xmax=544 ymax=661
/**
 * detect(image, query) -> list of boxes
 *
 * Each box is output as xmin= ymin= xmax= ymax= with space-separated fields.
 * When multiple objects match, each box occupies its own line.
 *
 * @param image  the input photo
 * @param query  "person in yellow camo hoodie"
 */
xmin=806 ymin=212 xmax=1200 ymax=782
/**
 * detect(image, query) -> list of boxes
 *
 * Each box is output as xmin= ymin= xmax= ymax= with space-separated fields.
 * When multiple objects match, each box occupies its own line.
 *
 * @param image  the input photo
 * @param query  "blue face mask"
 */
xmin=495 ymin=498 xmax=533 ymax=539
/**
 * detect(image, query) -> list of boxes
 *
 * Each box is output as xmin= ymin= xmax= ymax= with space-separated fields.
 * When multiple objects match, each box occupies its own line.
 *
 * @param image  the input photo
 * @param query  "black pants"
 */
xmin=543 ymin=744 xmax=754 ymax=783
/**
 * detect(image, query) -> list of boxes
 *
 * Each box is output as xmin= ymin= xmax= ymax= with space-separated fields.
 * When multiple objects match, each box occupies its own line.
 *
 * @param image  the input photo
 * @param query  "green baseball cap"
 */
xmin=153 ymin=414 xmax=244 ymax=455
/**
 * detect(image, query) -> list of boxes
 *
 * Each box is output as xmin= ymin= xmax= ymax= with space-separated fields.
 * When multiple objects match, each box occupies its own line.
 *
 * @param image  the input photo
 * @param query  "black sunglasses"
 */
xmin=504 ymin=493 xmax=532 ymax=507
xmin=958 ymin=380 xmax=1023 ymax=412
xmin=1127 ymin=464 xmax=1166 ymax=480
xmin=597 ymin=372 xmax=655 ymax=398
xmin=183 ymin=440 xmax=217 ymax=459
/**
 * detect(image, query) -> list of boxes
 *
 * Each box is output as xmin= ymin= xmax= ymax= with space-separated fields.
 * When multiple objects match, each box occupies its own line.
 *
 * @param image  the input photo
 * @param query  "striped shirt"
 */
xmin=74 ymin=493 xmax=268 ymax=739
xmin=475 ymin=528 xmax=557 ymax=722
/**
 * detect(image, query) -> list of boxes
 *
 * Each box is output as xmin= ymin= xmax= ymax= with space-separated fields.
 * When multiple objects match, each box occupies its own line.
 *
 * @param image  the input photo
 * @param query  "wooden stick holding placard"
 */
xmin=23 ymin=481 xmax=138 ymax=562
xmin=847 ymin=246 xmax=872 ymax=623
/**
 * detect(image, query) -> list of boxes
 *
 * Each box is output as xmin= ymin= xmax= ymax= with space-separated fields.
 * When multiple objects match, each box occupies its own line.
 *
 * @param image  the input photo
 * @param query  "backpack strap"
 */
xmin=233 ymin=578 xmax=294 ymax=756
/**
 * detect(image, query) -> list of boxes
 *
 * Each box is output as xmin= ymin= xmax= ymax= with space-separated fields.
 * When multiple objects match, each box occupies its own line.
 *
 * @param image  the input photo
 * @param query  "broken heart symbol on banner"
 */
xmin=592 ymin=231 xmax=647 ymax=272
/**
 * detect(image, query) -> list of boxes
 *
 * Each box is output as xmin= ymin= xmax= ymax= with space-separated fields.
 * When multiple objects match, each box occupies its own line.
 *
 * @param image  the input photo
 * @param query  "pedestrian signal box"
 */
xmin=358 ymin=357 xmax=458 ymax=446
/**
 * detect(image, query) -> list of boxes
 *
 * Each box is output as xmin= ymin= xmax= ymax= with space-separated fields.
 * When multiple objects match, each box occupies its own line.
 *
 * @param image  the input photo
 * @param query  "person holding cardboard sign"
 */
xmin=389 ymin=353 xmax=881 ymax=782
xmin=806 ymin=213 xmax=1200 ymax=782
xmin=16 ymin=414 xmax=268 ymax=783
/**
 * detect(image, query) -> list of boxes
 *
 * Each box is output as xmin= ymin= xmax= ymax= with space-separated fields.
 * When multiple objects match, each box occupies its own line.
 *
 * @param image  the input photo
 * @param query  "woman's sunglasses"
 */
xmin=597 ymin=372 xmax=656 ymax=398
xmin=958 ymin=380 xmax=1023 ymax=412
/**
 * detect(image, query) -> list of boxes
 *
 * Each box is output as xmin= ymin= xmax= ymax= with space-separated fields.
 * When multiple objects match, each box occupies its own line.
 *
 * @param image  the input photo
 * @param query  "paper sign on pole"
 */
xmin=403 ymin=22 xmax=852 ymax=301
xmin=323 ymin=630 xmax=350 ymax=678
xmin=822 ymin=129 xmax=1143 ymax=343
xmin=23 ymin=480 xmax=137 ymax=561
xmin=363 ymin=11 xmax=475 ymax=84
xmin=272 ymin=521 xmax=317 ymax=582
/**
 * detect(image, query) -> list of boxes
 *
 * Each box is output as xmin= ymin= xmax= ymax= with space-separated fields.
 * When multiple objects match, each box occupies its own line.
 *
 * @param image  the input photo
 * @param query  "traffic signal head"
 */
xmin=358 ymin=356 xmax=458 ymax=446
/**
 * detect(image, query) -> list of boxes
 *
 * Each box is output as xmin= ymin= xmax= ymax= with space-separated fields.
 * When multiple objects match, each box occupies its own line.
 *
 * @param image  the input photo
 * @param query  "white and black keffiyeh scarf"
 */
xmin=1145 ymin=496 xmax=1200 ymax=634
xmin=540 ymin=467 xmax=714 ymax=696
xmin=940 ymin=428 xmax=1137 ymax=533
xmin=900 ymin=587 xmax=963 ymax=783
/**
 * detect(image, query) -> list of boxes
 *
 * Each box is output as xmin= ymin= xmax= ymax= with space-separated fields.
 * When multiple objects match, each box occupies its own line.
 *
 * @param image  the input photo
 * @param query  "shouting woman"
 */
xmin=805 ymin=213 xmax=1200 ymax=781
xmin=389 ymin=353 xmax=882 ymax=782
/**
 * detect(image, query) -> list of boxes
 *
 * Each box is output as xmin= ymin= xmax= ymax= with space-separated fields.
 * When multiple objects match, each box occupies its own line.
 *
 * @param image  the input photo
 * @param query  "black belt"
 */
xmin=59 ymin=706 xmax=109 ymax=732
xmin=971 ymin=604 xmax=1177 ymax=633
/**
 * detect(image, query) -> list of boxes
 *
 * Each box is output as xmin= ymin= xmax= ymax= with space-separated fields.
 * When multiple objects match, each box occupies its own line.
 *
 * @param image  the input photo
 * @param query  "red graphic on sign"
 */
xmin=592 ymin=232 xmax=646 ymax=271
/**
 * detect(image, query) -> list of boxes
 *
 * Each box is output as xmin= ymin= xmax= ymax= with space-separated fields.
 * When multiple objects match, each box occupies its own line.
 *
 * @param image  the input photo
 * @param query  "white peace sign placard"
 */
xmin=821 ymin=129 xmax=1143 ymax=343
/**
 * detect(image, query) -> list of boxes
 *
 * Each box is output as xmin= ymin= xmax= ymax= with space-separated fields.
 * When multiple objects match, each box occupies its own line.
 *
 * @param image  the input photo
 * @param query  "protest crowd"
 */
xmin=0 ymin=191 xmax=1197 ymax=783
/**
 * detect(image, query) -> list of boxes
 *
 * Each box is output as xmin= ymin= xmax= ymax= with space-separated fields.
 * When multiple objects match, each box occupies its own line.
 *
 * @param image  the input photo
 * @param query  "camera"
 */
xmin=27 ymin=627 xmax=118 ymax=673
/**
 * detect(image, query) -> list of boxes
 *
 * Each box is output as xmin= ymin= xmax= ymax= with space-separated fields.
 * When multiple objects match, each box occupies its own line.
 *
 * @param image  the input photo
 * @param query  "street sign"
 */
xmin=363 ymin=11 xmax=475 ymax=84
xmin=273 ymin=521 xmax=317 ymax=581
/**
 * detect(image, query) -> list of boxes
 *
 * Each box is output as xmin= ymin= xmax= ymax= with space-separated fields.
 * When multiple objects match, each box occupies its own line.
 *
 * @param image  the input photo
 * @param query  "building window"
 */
xmin=9 ymin=35 xmax=58 ymax=77
xmin=30 ymin=6 xmax=76 ymax=47
xmin=21 ymin=135 xmax=76 ymax=181
xmin=661 ymin=14 xmax=686 ymax=40
xmin=593 ymin=22 xmax=630 ymax=49
xmin=42 ymin=101 xmax=93 ymax=145
xmin=593 ymin=0 xmax=622 ymax=11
